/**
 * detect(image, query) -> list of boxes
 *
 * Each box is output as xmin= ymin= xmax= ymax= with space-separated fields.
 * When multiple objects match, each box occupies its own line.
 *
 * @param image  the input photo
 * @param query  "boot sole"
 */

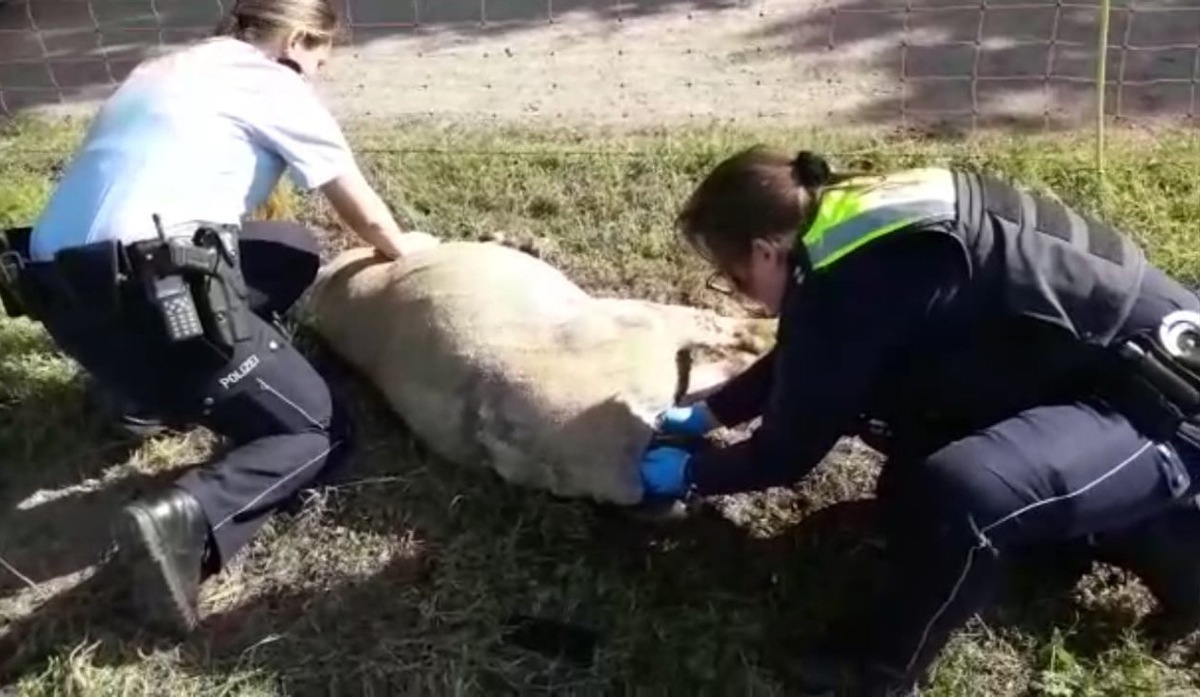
xmin=117 ymin=420 xmax=170 ymax=439
xmin=113 ymin=505 xmax=199 ymax=635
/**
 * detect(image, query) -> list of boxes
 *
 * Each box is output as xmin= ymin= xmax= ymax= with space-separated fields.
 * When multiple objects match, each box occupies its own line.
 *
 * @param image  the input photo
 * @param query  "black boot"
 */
xmin=1090 ymin=503 xmax=1200 ymax=644
xmin=112 ymin=487 xmax=209 ymax=635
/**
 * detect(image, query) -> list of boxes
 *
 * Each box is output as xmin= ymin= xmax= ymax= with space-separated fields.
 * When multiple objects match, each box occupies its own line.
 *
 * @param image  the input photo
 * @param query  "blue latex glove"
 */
xmin=655 ymin=402 xmax=717 ymax=437
xmin=640 ymin=446 xmax=692 ymax=498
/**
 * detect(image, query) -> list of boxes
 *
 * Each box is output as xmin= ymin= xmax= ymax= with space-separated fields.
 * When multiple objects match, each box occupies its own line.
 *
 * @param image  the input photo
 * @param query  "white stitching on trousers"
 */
xmin=903 ymin=439 xmax=1156 ymax=673
xmin=256 ymin=377 xmax=323 ymax=430
xmin=212 ymin=439 xmax=341 ymax=531
xmin=210 ymin=375 xmax=337 ymax=531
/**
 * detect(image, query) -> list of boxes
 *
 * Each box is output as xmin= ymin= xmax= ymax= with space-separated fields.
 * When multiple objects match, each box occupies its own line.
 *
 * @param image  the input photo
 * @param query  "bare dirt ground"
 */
xmin=0 ymin=0 xmax=1196 ymax=133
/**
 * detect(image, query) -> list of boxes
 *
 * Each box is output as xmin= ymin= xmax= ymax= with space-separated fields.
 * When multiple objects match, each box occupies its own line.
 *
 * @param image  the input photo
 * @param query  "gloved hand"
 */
xmin=655 ymin=402 xmax=718 ymax=437
xmin=640 ymin=446 xmax=692 ymax=498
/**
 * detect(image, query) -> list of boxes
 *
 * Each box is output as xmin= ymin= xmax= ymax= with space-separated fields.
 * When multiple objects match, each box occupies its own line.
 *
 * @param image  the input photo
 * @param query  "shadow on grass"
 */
xmin=0 ymin=316 xmax=206 ymax=682
xmin=5 ymin=500 xmax=1153 ymax=692
xmin=0 ymin=495 xmax=886 ymax=692
xmin=0 ymin=337 xmax=1192 ymax=692
xmin=0 ymin=335 xmax=876 ymax=691
xmin=0 ymin=318 xmax=170 ymax=597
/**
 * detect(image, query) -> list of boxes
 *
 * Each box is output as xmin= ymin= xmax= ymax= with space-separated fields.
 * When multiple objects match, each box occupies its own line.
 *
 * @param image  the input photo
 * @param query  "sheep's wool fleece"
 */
xmin=306 ymin=242 xmax=745 ymax=506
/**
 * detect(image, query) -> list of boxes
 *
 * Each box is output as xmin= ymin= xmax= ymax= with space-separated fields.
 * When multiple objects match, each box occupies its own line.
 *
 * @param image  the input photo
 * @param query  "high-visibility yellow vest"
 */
xmin=796 ymin=165 xmax=1150 ymax=349
xmin=800 ymin=168 xmax=959 ymax=271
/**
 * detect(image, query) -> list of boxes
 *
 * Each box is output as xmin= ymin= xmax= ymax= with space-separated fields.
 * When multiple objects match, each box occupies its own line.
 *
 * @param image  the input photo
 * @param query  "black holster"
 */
xmin=125 ymin=224 xmax=254 ymax=355
xmin=1108 ymin=329 xmax=1200 ymax=441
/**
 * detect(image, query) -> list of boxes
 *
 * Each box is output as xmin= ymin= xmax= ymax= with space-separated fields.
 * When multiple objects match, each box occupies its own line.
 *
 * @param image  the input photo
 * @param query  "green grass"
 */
xmin=1 ymin=116 xmax=1199 ymax=695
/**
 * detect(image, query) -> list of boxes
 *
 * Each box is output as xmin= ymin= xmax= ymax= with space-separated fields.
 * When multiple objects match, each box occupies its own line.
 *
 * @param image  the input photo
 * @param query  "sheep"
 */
xmin=303 ymin=239 xmax=772 ymax=507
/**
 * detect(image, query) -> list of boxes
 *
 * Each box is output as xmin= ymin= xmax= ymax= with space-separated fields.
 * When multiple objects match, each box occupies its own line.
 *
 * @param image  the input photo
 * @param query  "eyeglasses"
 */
xmin=704 ymin=270 xmax=738 ymax=296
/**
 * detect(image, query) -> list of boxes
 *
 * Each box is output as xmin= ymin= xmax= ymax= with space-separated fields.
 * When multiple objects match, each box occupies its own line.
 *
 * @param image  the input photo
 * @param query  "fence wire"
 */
xmin=0 ymin=0 xmax=1196 ymax=168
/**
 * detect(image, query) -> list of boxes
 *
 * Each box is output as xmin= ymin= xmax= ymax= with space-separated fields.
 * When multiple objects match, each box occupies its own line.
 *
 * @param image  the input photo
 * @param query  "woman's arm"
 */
xmin=694 ymin=347 xmax=779 ymax=428
xmin=245 ymin=67 xmax=437 ymax=259
xmin=685 ymin=233 xmax=966 ymax=496
xmin=320 ymin=166 xmax=436 ymax=259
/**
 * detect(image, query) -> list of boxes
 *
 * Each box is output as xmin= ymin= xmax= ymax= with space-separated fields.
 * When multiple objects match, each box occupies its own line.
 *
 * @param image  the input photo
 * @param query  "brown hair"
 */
xmin=675 ymin=146 xmax=844 ymax=266
xmin=214 ymin=0 xmax=341 ymax=48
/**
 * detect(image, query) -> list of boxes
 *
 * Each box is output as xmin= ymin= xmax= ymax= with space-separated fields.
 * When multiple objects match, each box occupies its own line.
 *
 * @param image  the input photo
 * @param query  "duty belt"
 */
xmin=0 ymin=243 xmax=26 ymax=318
xmin=1113 ymin=310 xmax=1200 ymax=440
xmin=0 ymin=226 xmax=149 ymax=323
xmin=0 ymin=226 xmax=62 ymax=321
xmin=0 ymin=222 xmax=251 ymax=355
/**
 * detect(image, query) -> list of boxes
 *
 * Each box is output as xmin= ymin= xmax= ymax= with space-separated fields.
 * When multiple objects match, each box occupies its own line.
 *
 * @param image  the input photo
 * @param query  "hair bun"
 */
xmin=791 ymin=150 xmax=832 ymax=188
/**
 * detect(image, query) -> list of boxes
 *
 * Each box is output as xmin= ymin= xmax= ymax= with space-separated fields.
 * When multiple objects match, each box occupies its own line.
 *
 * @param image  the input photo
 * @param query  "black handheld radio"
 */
xmin=135 ymin=214 xmax=250 ymax=352
xmin=146 ymin=214 xmax=206 ymax=342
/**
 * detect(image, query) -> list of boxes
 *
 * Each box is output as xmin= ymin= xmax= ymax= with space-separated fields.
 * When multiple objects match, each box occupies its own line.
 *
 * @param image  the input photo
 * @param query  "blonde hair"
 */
xmin=214 ymin=0 xmax=341 ymax=47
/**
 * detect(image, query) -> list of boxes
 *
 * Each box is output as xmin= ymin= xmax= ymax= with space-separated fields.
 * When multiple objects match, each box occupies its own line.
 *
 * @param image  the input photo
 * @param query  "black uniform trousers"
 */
xmin=865 ymin=278 xmax=1200 ymax=681
xmin=35 ymin=221 xmax=351 ymax=571
xmin=871 ymin=405 xmax=1200 ymax=679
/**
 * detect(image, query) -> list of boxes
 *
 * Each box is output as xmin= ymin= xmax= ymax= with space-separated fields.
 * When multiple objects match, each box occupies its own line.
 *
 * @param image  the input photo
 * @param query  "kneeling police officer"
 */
xmin=642 ymin=147 xmax=1200 ymax=694
xmin=0 ymin=0 xmax=436 ymax=634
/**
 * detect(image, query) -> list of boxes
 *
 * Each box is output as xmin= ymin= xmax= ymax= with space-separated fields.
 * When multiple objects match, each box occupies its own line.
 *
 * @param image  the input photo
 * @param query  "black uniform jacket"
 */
xmin=686 ymin=222 xmax=1190 ymax=496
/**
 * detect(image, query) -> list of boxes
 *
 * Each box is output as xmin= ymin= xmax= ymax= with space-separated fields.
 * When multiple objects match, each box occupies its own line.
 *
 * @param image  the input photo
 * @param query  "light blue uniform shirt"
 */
xmin=31 ymin=37 xmax=353 ymax=261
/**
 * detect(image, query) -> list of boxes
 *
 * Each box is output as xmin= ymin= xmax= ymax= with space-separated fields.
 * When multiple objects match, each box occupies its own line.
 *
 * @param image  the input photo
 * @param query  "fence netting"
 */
xmin=0 ymin=0 xmax=1196 ymax=136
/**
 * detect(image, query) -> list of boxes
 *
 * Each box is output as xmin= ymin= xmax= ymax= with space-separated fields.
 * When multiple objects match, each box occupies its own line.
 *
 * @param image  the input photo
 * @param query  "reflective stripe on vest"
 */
xmin=801 ymin=167 xmax=959 ymax=270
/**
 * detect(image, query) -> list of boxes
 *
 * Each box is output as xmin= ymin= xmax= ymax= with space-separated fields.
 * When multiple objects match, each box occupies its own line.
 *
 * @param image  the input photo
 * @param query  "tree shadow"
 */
xmin=0 ymin=329 xmax=873 ymax=691
xmin=0 ymin=465 xmax=184 ymax=596
xmin=0 ymin=318 xmax=164 ymax=596
xmin=0 ymin=491 xmax=884 ymax=692
xmin=11 ymin=491 xmax=1156 ymax=692
xmin=0 ymin=315 xmax=221 ymax=683
xmin=0 ymin=0 xmax=747 ymax=117
xmin=0 ymin=425 xmax=1182 ymax=694
xmin=740 ymin=0 xmax=1200 ymax=136
xmin=0 ymin=333 xmax=1190 ymax=691
xmin=7 ymin=0 xmax=1194 ymax=134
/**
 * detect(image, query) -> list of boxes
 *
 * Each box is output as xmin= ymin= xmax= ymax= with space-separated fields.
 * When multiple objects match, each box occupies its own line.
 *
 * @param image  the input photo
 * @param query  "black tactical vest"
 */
xmin=949 ymin=169 xmax=1147 ymax=347
xmin=825 ymin=168 xmax=1152 ymax=454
